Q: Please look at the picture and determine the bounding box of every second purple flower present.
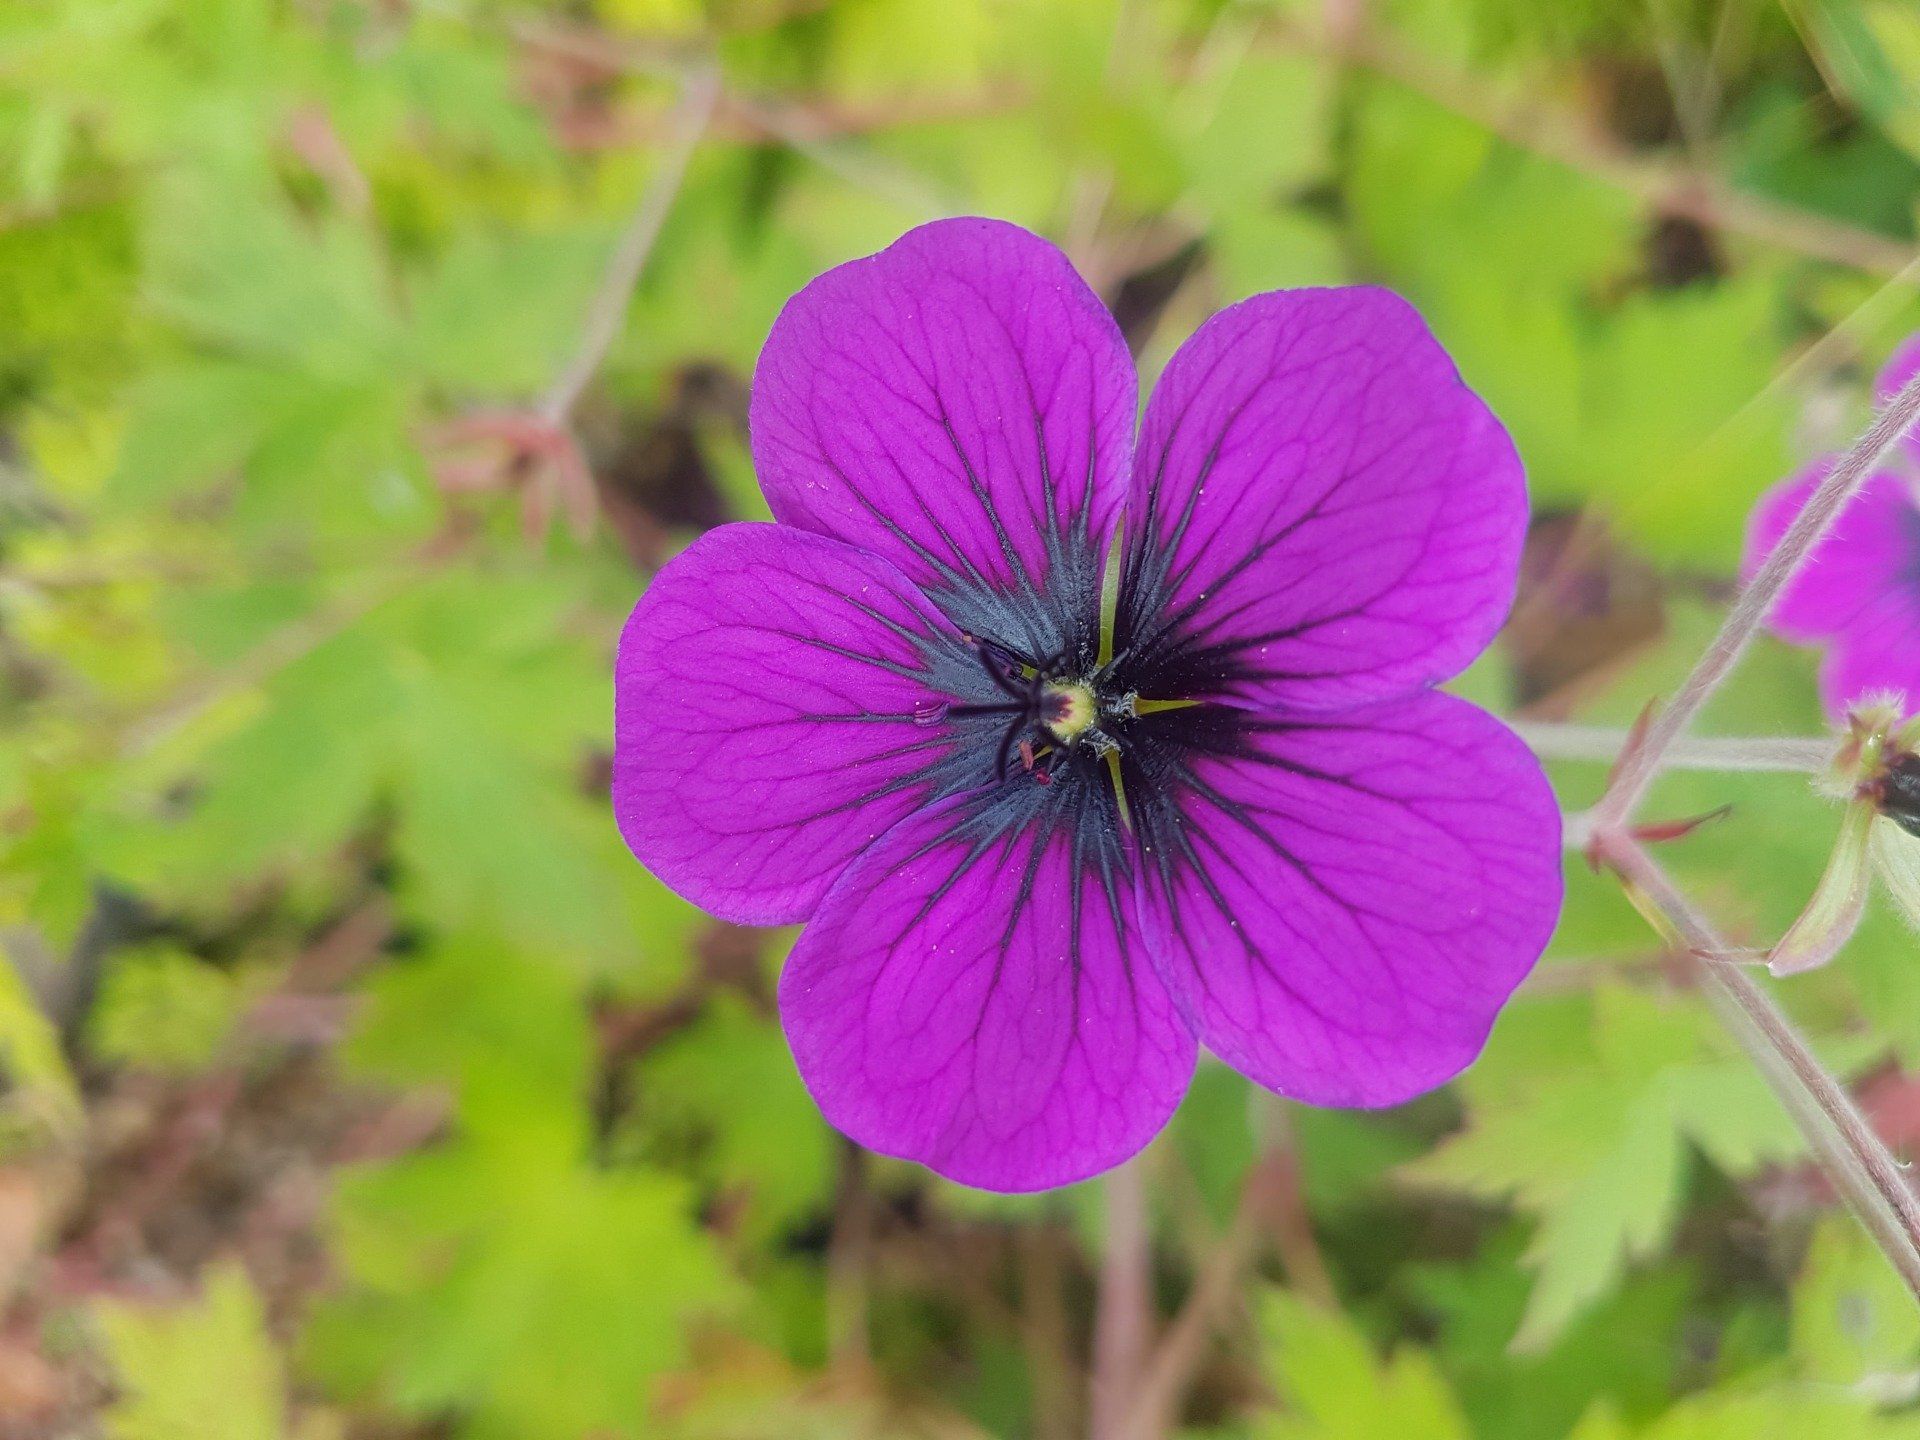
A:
[614,218,1564,1192]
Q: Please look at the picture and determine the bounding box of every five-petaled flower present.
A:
[1745,336,1920,722]
[613,219,1563,1192]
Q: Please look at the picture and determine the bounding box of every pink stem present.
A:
[1591,370,1920,831]
[1089,1159,1152,1440]
[1598,833,1920,1299]
[538,64,720,425]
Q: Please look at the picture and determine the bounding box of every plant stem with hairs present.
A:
[1513,721,1831,773]
[1596,833,1920,1299]
[1556,371,1920,1301]
[1591,371,1920,832]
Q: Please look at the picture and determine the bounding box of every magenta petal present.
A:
[613,523,962,925]
[1117,287,1525,710]
[750,218,1136,614]
[1136,692,1561,1107]
[779,798,1197,1191]
[1743,463,1918,647]
[1820,593,1920,719]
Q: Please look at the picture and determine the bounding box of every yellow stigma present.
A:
[1043,681,1099,742]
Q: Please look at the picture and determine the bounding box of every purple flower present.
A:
[1745,337,1920,722]
[613,219,1563,1192]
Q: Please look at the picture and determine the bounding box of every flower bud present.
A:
[1768,694,1918,976]
[1770,799,1875,975]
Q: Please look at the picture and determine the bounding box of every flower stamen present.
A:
[1043,681,1099,742]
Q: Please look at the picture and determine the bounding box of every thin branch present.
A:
[825,1139,874,1377]
[1591,370,1920,831]
[499,10,955,218]
[1271,16,1919,277]
[1120,1091,1333,1440]
[539,63,720,424]
[1089,1158,1152,1440]
[1597,832,1920,1299]
[1019,1221,1076,1440]
[114,525,470,761]
[1121,1180,1261,1440]
[1513,720,1831,773]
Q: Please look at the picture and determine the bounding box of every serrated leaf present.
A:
[97,1264,287,1440]
[324,942,734,1438]
[636,993,833,1240]
[1410,988,1804,1348]
[1255,1291,1471,1440]
[89,943,245,1072]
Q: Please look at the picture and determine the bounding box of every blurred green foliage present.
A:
[3,0,1920,1436]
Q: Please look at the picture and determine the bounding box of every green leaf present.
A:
[825,0,997,97]
[135,627,397,892]
[1411,1231,1692,1440]
[343,934,591,1138]
[1568,1389,1920,1440]
[89,943,245,1072]
[0,943,80,1145]
[1255,1291,1471,1440]
[1409,988,1804,1348]
[1792,1217,1920,1387]
[408,229,612,396]
[97,1264,288,1440]
[1182,54,1331,216]
[139,165,398,374]
[1804,0,1920,165]
[636,993,834,1242]
[321,934,736,1435]
[321,1149,733,1439]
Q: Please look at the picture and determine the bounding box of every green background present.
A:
[5,0,1920,1435]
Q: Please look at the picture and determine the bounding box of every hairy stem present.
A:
[1598,833,1920,1298]
[1591,370,1920,831]
[1513,720,1831,773]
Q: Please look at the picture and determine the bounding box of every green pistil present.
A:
[1044,681,1099,742]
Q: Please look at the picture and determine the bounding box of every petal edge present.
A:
[1133,691,1562,1107]
[613,523,963,924]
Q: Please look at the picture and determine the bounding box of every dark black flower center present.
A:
[901,539,1258,871]
[940,636,1131,788]
[1879,752,1920,840]
[901,606,1244,867]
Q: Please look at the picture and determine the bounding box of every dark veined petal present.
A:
[613,523,963,926]
[779,796,1197,1192]
[1131,692,1561,1107]
[750,217,1136,659]
[1115,287,1525,710]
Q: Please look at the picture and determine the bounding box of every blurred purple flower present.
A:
[613,219,1562,1192]
[1745,337,1920,722]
